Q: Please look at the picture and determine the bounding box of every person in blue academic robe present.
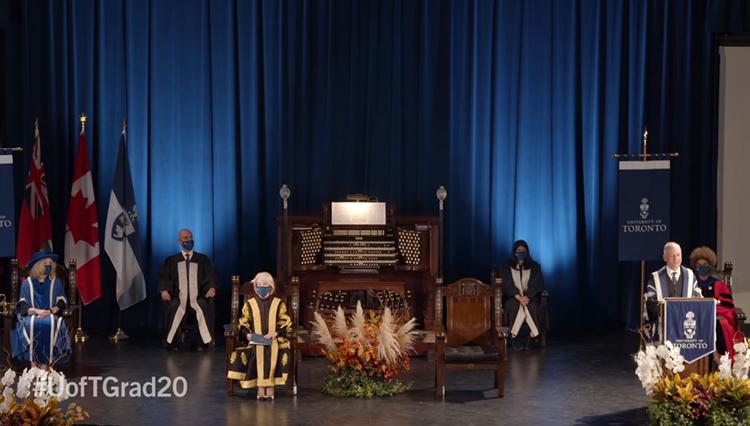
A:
[644,242,702,342]
[12,251,72,367]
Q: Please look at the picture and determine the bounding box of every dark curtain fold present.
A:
[1,0,747,334]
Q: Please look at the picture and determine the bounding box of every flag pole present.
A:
[109,311,128,342]
[72,115,90,344]
[110,120,130,343]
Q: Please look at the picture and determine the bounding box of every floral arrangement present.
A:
[635,340,750,425]
[0,367,88,425]
[310,301,418,398]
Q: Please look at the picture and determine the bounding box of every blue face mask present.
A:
[515,252,528,261]
[255,286,272,299]
[181,240,194,251]
[696,266,711,277]
[44,264,53,276]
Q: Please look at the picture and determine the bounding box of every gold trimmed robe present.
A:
[227,296,292,388]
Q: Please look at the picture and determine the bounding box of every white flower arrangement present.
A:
[637,338,750,424]
[718,340,750,380]
[634,341,685,395]
[0,367,86,425]
[0,367,69,413]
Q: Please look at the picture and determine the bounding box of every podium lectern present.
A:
[661,297,716,376]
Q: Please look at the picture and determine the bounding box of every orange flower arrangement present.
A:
[311,302,417,397]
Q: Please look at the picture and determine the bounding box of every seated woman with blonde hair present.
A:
[227,272,292,400]
[689,246,740,358]
[12,251,72,368]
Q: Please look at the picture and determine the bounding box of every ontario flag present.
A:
[16,123,53,266]
[64,126,102,304]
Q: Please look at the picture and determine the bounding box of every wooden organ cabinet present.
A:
[276,201,439,333]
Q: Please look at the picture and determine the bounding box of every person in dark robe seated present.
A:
[12,251,72,368]
[644,241,702,342]
[159,228,217,351]
[501,240,544,350]
[690,246,740,359]
[227,272,293,400]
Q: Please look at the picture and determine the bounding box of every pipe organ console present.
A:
[277,200,439,330]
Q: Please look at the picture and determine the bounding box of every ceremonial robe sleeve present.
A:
[527,265,544,300]
[157,257,175,295]
[200,256,218,294]
[276,301,293,338]
[645,276,659,321]
[500,267,518,298]
[238,301,254,343]
[16,279,32,316]
[53,278,67,311]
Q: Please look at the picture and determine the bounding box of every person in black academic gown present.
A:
[500,240,545,350]
[158,228,217,350]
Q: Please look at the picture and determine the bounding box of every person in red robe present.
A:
[689,246,740,359]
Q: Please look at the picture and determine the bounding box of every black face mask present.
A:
[696,266,711,277]
[515,252,528,261]
[255,286,272,299]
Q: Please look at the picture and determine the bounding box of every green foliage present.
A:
[321,367,411,398]
[647,402,695,426]
[708,405,750,426]
[647,373,750,425]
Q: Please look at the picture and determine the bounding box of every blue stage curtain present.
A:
[1,0,747,333]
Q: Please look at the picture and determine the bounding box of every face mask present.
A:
[515,252,528,261]
[44,264,53,276]
[181,240,194,251]
[696,266,711,276]
[255,286,272,299]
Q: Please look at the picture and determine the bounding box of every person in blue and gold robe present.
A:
[227,272,292,400]
[12,251,72,367]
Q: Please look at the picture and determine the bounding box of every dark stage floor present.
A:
[5,331,651,425]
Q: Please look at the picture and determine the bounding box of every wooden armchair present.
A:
[2,258,80,366]
[721,262,747,331]
[225,275,300,396]
[435,275,507,398]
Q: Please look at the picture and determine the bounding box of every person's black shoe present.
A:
[528,336,541,350]
[511,337,523,351]
[163,341,180,351]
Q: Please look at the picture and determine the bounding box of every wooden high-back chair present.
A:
[434,275,506,398]
[2,258,80,367]
[721,262,746,331]
[224,275,300,396]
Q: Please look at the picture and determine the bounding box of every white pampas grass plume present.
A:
[350,301,366,344]
[310,312,337,352]
[333,306,348,338]
[396,317,418,353]
[377,308,400,364]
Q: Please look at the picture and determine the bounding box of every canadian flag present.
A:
[16,123,53,266]
[64,127,102,305]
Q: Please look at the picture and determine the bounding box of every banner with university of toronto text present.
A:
[617,160,670,261]
[0,155,15,257]
[664,298,716,363]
